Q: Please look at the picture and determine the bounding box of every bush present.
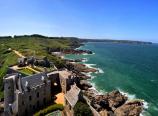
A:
[34,104,64,116]
[74,101,93,116]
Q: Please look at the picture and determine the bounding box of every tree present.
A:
[74,101,93,116]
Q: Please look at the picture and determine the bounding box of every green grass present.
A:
[33,104,64,116]
[0,52,18,98]
[0,35,81,99]
[18,68,36,76]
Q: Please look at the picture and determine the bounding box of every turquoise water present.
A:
[65,42,158,116]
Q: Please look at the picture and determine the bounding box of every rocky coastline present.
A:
[55,44,144,116]
[47,43,143,116]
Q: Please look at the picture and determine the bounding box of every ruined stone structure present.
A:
[4,70,75,116]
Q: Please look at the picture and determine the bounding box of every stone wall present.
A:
[83,95,100,116]
[4,77,14,113]
[16,82,51,115]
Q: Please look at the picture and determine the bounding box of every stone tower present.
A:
[4,74,16,114]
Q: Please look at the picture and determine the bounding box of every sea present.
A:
[65,42,158,116]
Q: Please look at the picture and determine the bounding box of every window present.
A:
[29,96,32,101]
[22,101,24,105]
[25,109,28,115]
[43,98,46,105]
[37,92,39,98]
[37,101,39,107]
[33,105,35,110]
[69,105,71,110]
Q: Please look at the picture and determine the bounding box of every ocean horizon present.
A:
[65,42,158,116]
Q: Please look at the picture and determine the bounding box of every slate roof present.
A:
[21,73,48,91]
[65,85,81,108]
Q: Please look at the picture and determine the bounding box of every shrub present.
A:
[34,104,64,116]
[74,101,93,116]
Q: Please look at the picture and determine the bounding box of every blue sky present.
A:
[0,0,158,42]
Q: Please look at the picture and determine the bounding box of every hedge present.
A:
[34,104,64,116]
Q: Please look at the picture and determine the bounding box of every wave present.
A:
[82,72,92,77]
[75,46,82,50]
[95,68,104,74]
[89,82,105,95]
[84,63,104,74]
[82,53,89,55]
[82,58,88,62]
[84,63,97,68]
[82,52,95,56]
[117,88,136,100]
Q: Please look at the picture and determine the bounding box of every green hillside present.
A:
[0,34,81,98]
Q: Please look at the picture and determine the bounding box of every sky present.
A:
[0,0,158,42]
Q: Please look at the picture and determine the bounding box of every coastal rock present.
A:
[114,100,143,116]
[63,49,93,54]
[107,90,128,108]
[84,89,99,99]
[65,58,83,62]
[74,63,97,73]
[80,80,92,88]
[99,110,108,116]
[82,68,98,73]
[66,62,98,73]
[100,110,115,116]
[91,95,110,111]
[85,90,128,112]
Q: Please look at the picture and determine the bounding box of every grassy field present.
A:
[0,34,80,98]
[18,68,36,76]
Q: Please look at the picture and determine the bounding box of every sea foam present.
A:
[82,58,88,62]
[117,88,136,100]
[84,63,96,68]
[95,68,104,74]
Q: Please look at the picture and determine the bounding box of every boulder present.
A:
[80,80,92,88]
[114,100,143,116]
[107,90,128,108]
[100,110,108,116]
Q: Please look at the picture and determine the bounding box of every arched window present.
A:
[43,98,46,105]
[29,96,32,101]
[37,101,39,107]
[37,92,39,98]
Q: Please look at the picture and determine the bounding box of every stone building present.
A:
[3,70,76,116]
[4,73,51,116]
[59,71,74,93]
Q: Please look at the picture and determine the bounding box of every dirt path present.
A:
[13,50,25,58]
[12,50,40,73]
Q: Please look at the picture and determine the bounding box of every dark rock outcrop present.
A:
[107,90,128,108]
[63,49,93,54]
[66,62,97,73]
[80,80,92,90]
[83,89,143,116]
[114,100,143,116]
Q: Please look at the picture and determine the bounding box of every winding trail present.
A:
[12,50,40,73]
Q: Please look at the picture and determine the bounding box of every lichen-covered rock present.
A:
[114,100,143,116]
[107,90,128,108]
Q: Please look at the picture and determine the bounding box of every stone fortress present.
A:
[4,70,79,116]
